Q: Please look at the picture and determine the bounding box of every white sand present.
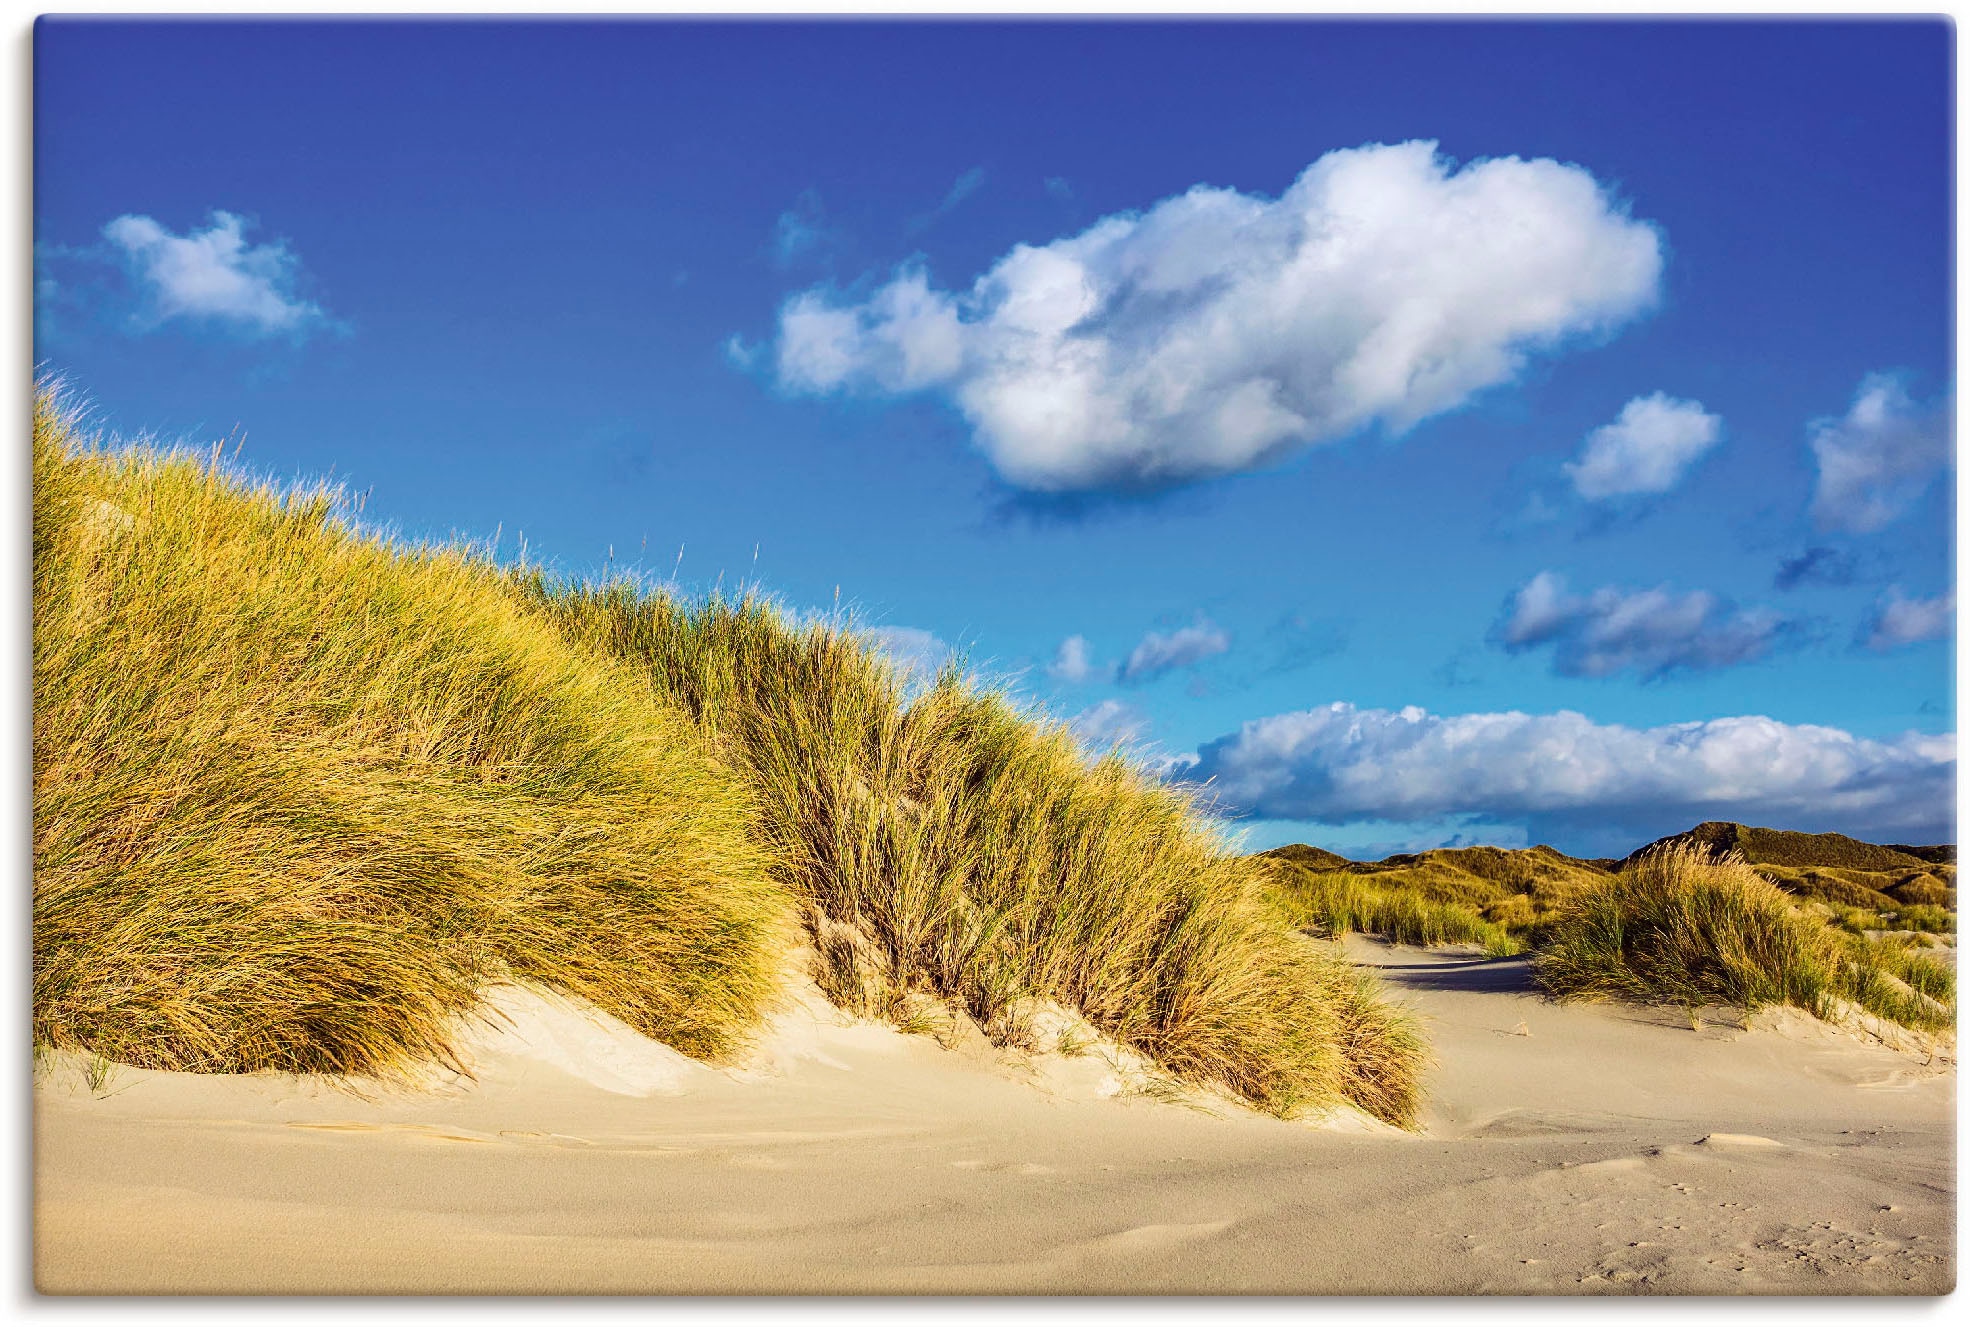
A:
[34,939,1955,1294]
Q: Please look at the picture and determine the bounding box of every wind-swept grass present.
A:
[33,396,788,1077]
[522,584,1426,1124]
[33,391,1427,1125]
[1536,843,1953,1034]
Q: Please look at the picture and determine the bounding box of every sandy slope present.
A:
[35,940,1955,1295]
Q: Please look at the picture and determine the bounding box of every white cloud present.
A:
[773,140,1662,491]
[1174,701,1955,844]
[861,626,954,683]
[1863,588,1954,651]
[102,210,325,336]
[1066,698,1150,752]
[1564,392,1722,499]
[1120,619,1231,684]
[1809,374,1952,533]
[1046,634,1112,684]
[1496,571,1787,680]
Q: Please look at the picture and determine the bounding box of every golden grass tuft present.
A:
[33,395,789,1076]
[1536,843,1953,1034]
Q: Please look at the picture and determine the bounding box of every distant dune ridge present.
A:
[1259,822,1955,1037]
[31,390,1421,1125]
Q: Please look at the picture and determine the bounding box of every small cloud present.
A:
[771,140,1663,493]
[722,333,762,370]
[102,210,328,338]
[862,625,954,682]
[1494,571,1791,680]
[1563,392,1722,500]
[1120,618,1230,685]
[772,190,835,267]
[1862,588,1953,651]
[1046,633,1114,684]
[907,166,989,235]
[1774,545,1858,592]
[1044,176,1074,202]
[1809,373,1951,534]
[1066,698,1150,752]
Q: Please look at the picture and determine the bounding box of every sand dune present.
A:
[34,940,1954,1294]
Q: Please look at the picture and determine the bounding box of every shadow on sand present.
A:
[1362,954,1540,997]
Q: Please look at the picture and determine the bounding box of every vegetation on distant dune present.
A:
[1262,861,1524,957]
[32,391,1426,1126]
[523,585,1425,1124]
[1535,843,1953,1034]
[34,394,788,1076]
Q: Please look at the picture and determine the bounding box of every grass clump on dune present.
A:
[1536,843,1953,1034]
[522,584,1426,1125]
[33,391,1427,1126]
[34,396,788,1077]
[1263,864,1524,957]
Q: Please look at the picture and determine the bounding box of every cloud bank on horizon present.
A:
[1173,702,1955,847]
[773,140,1663,492]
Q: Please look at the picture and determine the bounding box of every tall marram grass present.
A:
[34,393,1427,1125]
[34,396,788,1076]
[521,584,1425,1124]
[1536,843,1953,1034]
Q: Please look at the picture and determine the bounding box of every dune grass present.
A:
[33,393,1427,1125]
[1263,864,1524,957]
[33,396,789,1076]
[519,583,1426,1123]
[1535,843,1953,1034]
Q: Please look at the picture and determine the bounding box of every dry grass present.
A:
[522,583,1426,1124]
[1263,864,1524,957]
[34,395,789,1077]
[1536,843,1953,1034]
[33,391,1427,1126]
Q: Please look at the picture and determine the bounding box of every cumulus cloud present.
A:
[1120,619,1231,684]
[1564,392,1721,499]
[1066,698,1150,751]
[1809,374,1952,534]
[1862,588,1954,651]
[1174,701,1955,845]
[1495,571,1788,680]
[1046,634,1113,684]
[102,210,326,336]
[774,139,1663,491]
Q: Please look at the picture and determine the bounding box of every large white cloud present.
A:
[102,210,326,336]
[775,140,1663,491]
[1863,588,1954,651]
[1809,374,1952,534]
[1174,702,1954,843]
[1495,571,1787,680]
[1564,392,1722,499]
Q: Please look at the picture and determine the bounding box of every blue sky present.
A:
[34,18,1956,856]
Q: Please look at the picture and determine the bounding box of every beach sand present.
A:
[34,939,1955,1295]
